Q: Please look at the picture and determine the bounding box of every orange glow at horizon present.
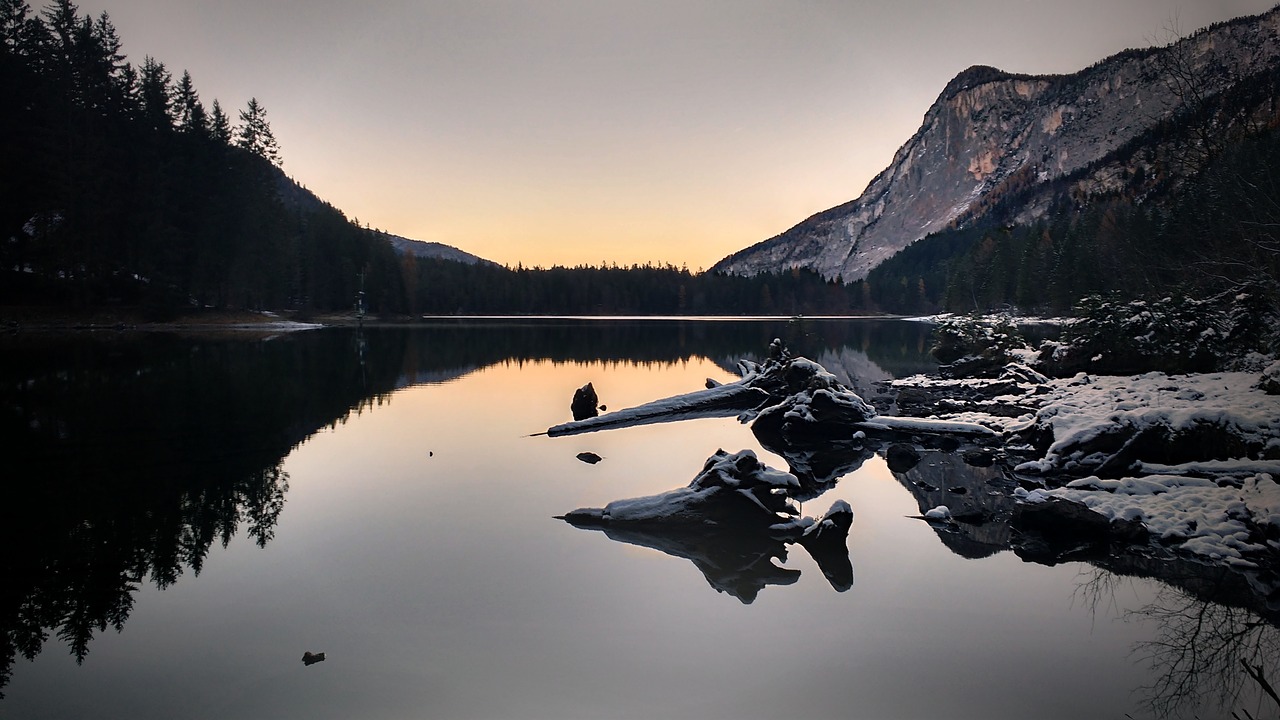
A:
[77,0,1278,271]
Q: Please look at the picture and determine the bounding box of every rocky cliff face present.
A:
[712,7,1280,282]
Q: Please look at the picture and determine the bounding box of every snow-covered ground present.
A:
[893,366,1280,570]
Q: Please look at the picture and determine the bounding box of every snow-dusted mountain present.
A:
[712,7,1280,282]
[378,232,497,266]
[274,174,496,267]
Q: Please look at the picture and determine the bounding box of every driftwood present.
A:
[559,449,854,601]
[547,383,770,437]
[548,343,996,445]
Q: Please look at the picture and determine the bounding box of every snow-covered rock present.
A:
[1032,472,1280,568]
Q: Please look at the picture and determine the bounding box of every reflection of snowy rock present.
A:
[892,450,1017,559]
[756,438,877,500]
[560,449,855,600]
[577,522,801,604]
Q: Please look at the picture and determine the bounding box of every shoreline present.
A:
[0,307,906,332]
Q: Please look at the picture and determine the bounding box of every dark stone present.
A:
[885,443,922,473]
[571,382,599,421]
[1013,497,1111,540]
[963,449,996,467]
[1261,367,1280,395]
[576,452,603,464]
[302,651,326,666]
[939,354,1004,379]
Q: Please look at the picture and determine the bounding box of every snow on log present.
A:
[854,415,998,438]
[546,383,770,437]
[560,449,802,530]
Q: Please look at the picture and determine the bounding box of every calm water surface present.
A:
[2,319,1271,719]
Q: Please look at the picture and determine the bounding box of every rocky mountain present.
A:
[712,6,1280,282]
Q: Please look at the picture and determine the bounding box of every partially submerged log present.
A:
[560,449,802,531]
[547,382,770,437]
[559,449,855,599]
[549,341,999,449]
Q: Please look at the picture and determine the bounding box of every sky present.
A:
[75,0,1279,270]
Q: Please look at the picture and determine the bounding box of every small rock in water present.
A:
[302,651,326,666]
[885,444,922,473]
[576,452,603,464]
[924,506,952,521]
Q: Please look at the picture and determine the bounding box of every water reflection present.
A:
[581,524,802,604]
[0,330,402,695]
[0,320,926,696]
[1077,565,1280,718]
[9,319,1267,719]
[887,446,1280,719]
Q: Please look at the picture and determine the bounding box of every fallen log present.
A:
[546,383,770,437]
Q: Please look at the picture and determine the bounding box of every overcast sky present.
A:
[75,0,1278,269]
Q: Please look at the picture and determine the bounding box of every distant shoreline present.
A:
[0,307,903,332]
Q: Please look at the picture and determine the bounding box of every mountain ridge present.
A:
[711,5,1280,282]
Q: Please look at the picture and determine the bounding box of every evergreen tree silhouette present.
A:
[236,97,281,166]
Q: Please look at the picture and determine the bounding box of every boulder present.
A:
[571,382,599,421]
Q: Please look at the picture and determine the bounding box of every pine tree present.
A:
[173,69,206,134]
[0,0,41,58]
[209,99,231,143]
[138,55,172,129]
[235,97,281,166]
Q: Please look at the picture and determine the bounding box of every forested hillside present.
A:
[1,0,408,316]
[0,0,861,319]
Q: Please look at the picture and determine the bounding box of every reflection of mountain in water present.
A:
[397,318,936,391]
[712,319,935,406]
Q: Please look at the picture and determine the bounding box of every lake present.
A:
[2,318,1273,719]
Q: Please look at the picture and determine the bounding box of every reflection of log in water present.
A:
[560,449,855,602]
[585,524,801,604]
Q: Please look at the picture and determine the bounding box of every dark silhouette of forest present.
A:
[0,0,862,318]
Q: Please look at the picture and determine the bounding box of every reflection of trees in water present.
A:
[0,320,936,695]
[888,445,1280,720]
[1077,566,1280,719]
[396,318,936,387]
[0,330,405,697]
[3,463,289,687]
